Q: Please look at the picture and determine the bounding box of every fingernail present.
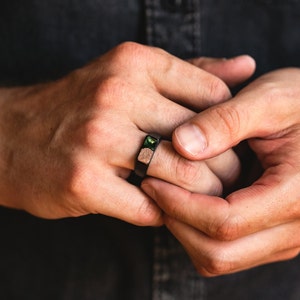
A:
[174,124,207,156]
[230,55,256,66]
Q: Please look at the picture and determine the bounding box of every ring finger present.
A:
[108,125,238,195]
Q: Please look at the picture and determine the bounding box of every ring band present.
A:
[127,134,161,186]
[135,134,161,177]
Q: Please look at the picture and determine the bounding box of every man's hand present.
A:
[0,42,255,224]
[142,68,300,274]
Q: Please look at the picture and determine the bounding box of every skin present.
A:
[142,68,300,276]
[0,42,255,225]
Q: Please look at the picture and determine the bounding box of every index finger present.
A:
[146,46,232,109]
[142,169,300,240]
[105,42,232,110]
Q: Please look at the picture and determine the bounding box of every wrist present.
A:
[0,86,38,209]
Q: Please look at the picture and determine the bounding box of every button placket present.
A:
[145,0,202,58]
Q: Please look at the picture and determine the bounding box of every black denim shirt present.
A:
[1,1,300,299]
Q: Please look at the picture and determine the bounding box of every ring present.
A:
[127,134,161,186]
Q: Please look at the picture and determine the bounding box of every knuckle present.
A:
[173,156,205,190]
[210,213,244,241]
[174,156,222,195]
[207,77,231,102]
[110,41,148,68]
[212,105,241,141]
[134,201,162,226]
[199,248,235,276]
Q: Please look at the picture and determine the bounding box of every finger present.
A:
[97,79,196,137]
[148,142,239,195]
[101,80,240,190]
[143,46,233,109]
[142,169,300,240]
[205,149,240,188]
[98,52,254,138]
[197,248,300,277]
[165,216,300,276]
[109,129,223,195]
[172,68,300,160]
[98,82,240,191]
[105,43,232,111]
[142,178,228,235]
[189,55,256,88]
[77,169,163,226]
[147,140,223,195]
[131,92,196,137]
[109,128,238,195]
[149,53,256,144]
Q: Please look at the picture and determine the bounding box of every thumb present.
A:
[172,67,300,160]
[172,86,277,160]
[189,55,256,88]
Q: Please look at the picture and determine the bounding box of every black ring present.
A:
[127,134,161,186]
[135,134,161,177]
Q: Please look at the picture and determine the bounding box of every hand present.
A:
[142,68,300,274]
[0,42,254,224]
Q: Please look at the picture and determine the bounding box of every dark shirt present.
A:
[1,1,300,299]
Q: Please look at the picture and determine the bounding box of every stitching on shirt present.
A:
[193,0,202,56]
[145,0,154,46]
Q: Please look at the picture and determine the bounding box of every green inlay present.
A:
[143,135,157,151]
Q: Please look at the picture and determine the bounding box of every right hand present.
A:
[143,68,300,275]
[0,42,255,225]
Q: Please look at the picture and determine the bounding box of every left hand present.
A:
[0,44,254,223]
[142,68,300,276]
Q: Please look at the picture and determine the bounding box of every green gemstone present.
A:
[143,135,157,150]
